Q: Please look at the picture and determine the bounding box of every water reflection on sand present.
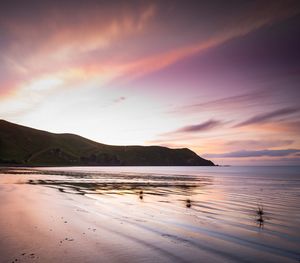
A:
[1,166,300,263]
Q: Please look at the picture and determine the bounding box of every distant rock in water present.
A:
[0,119,214,166]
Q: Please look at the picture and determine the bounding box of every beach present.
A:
[0,166,299,263]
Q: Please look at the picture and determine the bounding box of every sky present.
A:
[1,0,300,165]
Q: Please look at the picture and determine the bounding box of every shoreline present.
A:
[0,167,299,263]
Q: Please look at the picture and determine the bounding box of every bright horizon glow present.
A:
[0,1,300,165]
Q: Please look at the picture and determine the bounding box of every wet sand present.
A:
[0,167,299,263]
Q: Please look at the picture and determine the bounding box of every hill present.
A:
[0,120,214,166]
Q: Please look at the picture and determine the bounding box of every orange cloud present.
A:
[1,1,299,117]
[0,3,155,100]
[4,4,156,72]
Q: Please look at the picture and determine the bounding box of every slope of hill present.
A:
[0,120,214,166]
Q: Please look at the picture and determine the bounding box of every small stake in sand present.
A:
[256,205,265,228]
[139,190,143,200]
[186,199,191,208]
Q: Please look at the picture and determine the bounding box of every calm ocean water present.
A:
[32,166,300,262]
[5,166,300,262]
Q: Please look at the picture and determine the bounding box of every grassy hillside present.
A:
[0,120,214,166]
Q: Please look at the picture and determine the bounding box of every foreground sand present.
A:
[0,168,299,263]
[0,173,219,263]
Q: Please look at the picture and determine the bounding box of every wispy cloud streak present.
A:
[225,139,294,150]
[176,120,222,133]
[235,107,299,127]
[170,90,270,115]
[160,120,223,137]
[205,149,300,158]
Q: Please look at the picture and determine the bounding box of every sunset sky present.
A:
[1,0,300,165]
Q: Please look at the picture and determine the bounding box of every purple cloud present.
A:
[168,90,271,115]
[184,90,270,111]
[175,119,222,133]
[235,107,299,127]
[205,149,300,158]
